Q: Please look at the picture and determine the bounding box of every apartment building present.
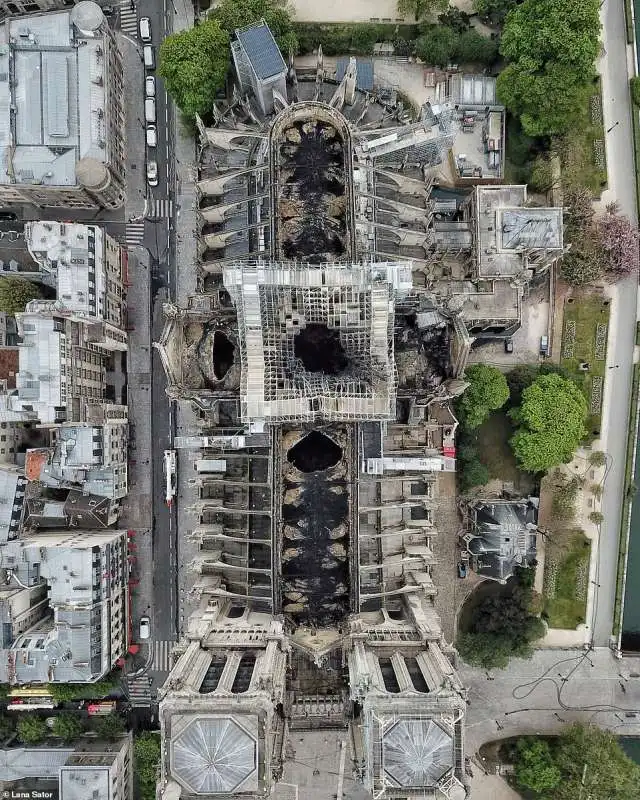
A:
[25,221,127,328]
[8,301,127,426]
[24,421,128,500]
[0,734,133,800]
[0,3,126,210]
[0,528,129,684]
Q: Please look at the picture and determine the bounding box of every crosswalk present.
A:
[124,222,145,247]
[126,673,153,708]
[153,639,175,673]
[146,198,174,219]
[118,0,138,36]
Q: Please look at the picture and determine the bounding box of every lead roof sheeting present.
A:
[45,52,70,138]
[336,57,374,92]
[236,21,286,80]
[0,747,73,781]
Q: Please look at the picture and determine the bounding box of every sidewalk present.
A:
[116,31,155,665]
[169,1,209,640]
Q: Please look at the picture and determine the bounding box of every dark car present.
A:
[457,562,468,579]
[0,211,17,221]
[504,337,514,353]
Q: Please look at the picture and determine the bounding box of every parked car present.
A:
[457,562,467,579]
[139,616,151,640]
[139,17,151,43]
[143,45,155,70]
[144,97,156,124]
[146,160,158,187]
[145,75,156,98]
[146,125,157,148]
[504,337,513,354]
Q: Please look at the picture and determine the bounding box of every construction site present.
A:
[155,19,566,800]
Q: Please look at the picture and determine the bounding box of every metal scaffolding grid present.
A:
[223,262,412,423]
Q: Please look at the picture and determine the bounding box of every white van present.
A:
[144,97,156,124]
[139,17,151,43]
[143,45,155,70]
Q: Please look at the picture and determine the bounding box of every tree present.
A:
[564,185,596,236]
[0,277,42,315]
[48,679,116,701]
[211,0,298,55]
[593,204,640,279]
[0,714,14,741]
[591,482,603,499]
[497,0,601,136]
[506,363,568,407]
[589,511,604,524]
[415,25,457,66]
[514,738,562,794]
[16,716,47,744]
[93,712,125,741]
[560,243,603,286]
[457,364,510,429]
[551,472,581,520]
[397,0,448,21]
[457,567,545,668]
[159,20,230,119]
[438,7,470,32]
[553,724,640,800]
[135,733,161,800]
[510,373,587,472]
[455,29,499,65]
[474,0,521,25]
[52,713,84,742]
[589,450,607,467]
[631,76,640,107]
[529,155,557,192]
[459,458,490,492]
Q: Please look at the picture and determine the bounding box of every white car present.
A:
[146,125,157,148]
[146,160,158,187]
[145,75,156,98]
[139,17,151,43]
[139,616,151,640]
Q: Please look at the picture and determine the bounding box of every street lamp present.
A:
[607,121,620,134]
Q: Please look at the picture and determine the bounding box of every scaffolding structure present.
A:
[223,261,412,424]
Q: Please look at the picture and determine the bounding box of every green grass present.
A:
[560,293,611,439]
[613,362,640,638]
[474,411,535,493]
[559,81,608,196]
[630,97,640,216]
[543,531,591,629]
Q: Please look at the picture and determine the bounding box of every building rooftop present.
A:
[0,747,74,781]
[475,186,564,278]
[24,489,118,529]
[464,498,539,582]
[235,20,286,80]
[0,465,26,544]
[336,57,374,92]
[0,5,111,189]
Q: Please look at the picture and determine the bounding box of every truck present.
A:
[164,449,177,507]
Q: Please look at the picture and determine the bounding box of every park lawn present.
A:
[543,530,591,629]
[474,411,535,494]
[558,80,607,196]
[560,292,611,440]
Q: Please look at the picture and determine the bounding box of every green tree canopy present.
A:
[515,737,562,794]
[93,712,125,741]
[506,363,568,407]
[457,567,545,668]
[397,0,448,21]
[415,24,457,66]
[457,364,510,429]
[497,0,601,136]
[52,713,84,742]
[48,679,116,701]
[211,0,298,55]
[135,733,161,800]
[159,20,230,119]
[510,373,587,472]
[0,277,42,315]
[474,0,521,25]
[455,29,499,65]
[16,716,47,744]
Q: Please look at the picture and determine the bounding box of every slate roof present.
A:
[235,20,286,80]
[336,58,374,92]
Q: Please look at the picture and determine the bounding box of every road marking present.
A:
[153,639,174,672]
[146,198,174,219]
[118,0,138,36]
[120,222,145,247]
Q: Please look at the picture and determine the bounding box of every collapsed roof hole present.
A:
[212,330,234,380]
[294,323,348,374]
[287,430,342,473]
